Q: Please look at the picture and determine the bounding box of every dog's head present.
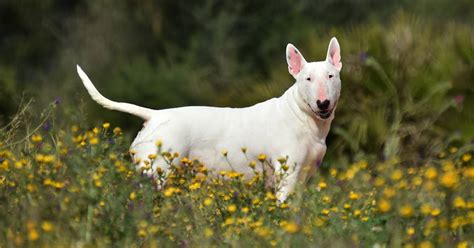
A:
[286,38,342,120]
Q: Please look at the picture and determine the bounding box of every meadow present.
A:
[1,1,473,247]
[0,101,473,247]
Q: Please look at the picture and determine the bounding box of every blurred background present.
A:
[0,0,472,164]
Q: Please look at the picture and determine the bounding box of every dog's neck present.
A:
[279,84,333,143]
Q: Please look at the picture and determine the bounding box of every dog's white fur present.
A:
[77,38,342,202]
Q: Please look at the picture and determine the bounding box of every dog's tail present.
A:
[76,65,153,121]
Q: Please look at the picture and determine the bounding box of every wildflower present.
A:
[240,147,247,153]
[462,153,472,162]
[203,198,213,206]
[424,167,438,180]
[189,182,201,190]
[221,149,228,157]
[343,203,351,209]
[41,221,54,232]
[421,204,432,215]
[258,154,266,162]
[31,134,43,143]
[399,204,414,218]
[318,181,327,189]
[148,154,157,160]
[321,209,330,215]
[391,169,403,181]
[440,171,459,188]
[430,208,441,216]
[281,221,299,234]
[419,241,434,248]
[354,209,361,216]
[89,137,99,145]
[378,199,391,213]
[28,229,39,241]
[457,241,468,248]
[242,207,250,213]
[383,187,396,198]
[113,127,122,135]
[204,228,214,237]
[349,191,360,200]
[449,147,458,154]
[248,161,256,169]
[224,217,234,225]
[453,197,466,209]
[137,229,147,237]
[464,167,474,179]
[228,204,237,213]
[155,140,162,147]
[129,192,137,200]
[102,122,110,129]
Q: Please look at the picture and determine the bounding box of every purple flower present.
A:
[43,122,51,132]
[359,51,368,63]
[54,96,61,105]
[454,94,464,107]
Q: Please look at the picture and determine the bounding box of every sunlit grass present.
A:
[0,119,473,247]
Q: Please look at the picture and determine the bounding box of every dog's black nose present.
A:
[316,99,330,110]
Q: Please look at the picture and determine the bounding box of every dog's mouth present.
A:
[306,102,335,120]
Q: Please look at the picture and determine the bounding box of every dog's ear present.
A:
[326,37,342,71]
[286,43,307,79]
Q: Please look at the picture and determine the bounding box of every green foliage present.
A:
[0,110,473,247]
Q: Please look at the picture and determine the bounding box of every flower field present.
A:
[0,117,473,247]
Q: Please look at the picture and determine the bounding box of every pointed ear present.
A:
[286,43,307,78]
[326,37,342,71]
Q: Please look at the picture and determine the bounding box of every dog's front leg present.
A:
[275,165,302,203]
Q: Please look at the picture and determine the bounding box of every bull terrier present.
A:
[76,37,342,202]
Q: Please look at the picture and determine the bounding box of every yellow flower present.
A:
[430,208,441,216]
[421,204,432,215]
[189,182,201,190]
[464,167,474,179]
[391,169,403,181]
[203,198,213,206]
[424,167,437,180]
[281,221,299,234]
[349,191,360,200]
[457,241,468,248]
[258,154,266,162]
[318,181,327,189]
[102,122,110,129]
[321,209,330,215]
[462,153,472,162]
[378,199,391,213]
[137,228,147,237]
[89,137,99,145]
[440,171,459,188]
[399,204,414,218]
[31,134,43,143]
[224,217,234,225]
[129,192,137,200]
[343,203,351,209]
[419,241,433,248]
[383,187,396,198]
[453,197,466,209]
[228,204,237,213]
[41,221,54,232]
[204,228,214,237]
[28,229,39,241]
[354,209,361,216]
[113,127,122,135]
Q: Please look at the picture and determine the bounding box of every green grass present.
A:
[0,106,473,247]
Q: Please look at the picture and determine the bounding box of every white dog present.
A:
[77,37,342,202]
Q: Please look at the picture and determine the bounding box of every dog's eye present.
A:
[329,74,334,79]
[306,77,311,81]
